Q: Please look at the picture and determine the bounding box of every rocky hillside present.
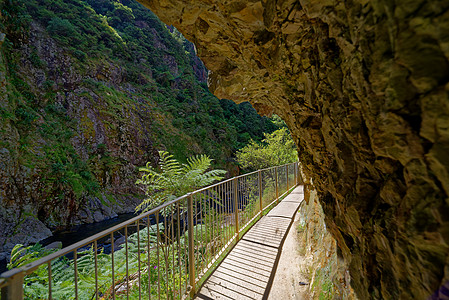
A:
[0,0,278,256]
[140,0,449,299]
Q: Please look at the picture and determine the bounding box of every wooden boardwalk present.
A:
[195,186,304,300]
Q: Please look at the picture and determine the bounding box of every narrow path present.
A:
[268,207,309,300]
[195,186,304,300]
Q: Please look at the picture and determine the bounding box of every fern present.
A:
[7,214,228,299]
[136,150,226,214]
[8,243,59,270]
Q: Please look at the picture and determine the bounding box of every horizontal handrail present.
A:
[191,164,284,194]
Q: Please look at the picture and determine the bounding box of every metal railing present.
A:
[0,162,300,300]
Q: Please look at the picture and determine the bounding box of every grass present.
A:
[312,266,335,300]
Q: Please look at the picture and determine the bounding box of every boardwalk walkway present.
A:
[195,185,304,300]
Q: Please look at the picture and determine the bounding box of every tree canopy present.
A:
[236,127,298,172]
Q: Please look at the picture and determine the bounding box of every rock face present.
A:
[299,187,355,299]
[139,0,449,298]
[0,20,157,254]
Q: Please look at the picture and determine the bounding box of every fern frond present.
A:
[184,154,211,174]
[8,243,59,270]
[158,151,182,175]
[136,151,226,214]
[9,244,26,265]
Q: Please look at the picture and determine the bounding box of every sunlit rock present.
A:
[139,0,449,298]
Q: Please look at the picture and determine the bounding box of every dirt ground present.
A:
[268,210,310,300]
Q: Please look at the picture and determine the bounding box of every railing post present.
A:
[258,170,263,214]
[286,164,289,190]
[1,269,25,300]
[233,177,239,240]
[275,167,279,204]
[294,163,297,186]
[187,193,196,298]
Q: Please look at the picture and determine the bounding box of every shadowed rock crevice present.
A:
[137,0,449,298]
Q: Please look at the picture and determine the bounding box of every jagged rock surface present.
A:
[139,0,449,298]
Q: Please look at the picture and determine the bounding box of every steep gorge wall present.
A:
[139,0,449,298]
[0,20,158,255]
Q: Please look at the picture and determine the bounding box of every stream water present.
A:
[0,212,138,275]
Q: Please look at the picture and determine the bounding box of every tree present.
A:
[135,151,226,213]
[46,17,77,39]
[236,127,298,171]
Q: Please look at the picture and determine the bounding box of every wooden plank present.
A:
[248,217,290,232]
[231,247,276,261]
[200,278,259,300]
[240,216,291,249]
[250,216,291,230]
[236,239,278,253]
[244,224,289,235]
[289,186,304,194]
[219,259,272,278]
[241,236,282,248]
[213,268,268,288]
[266,202,301,219]
[242,231,284,242]
[209,272,266,294]
[226,252,274,268]
[230,248,276,264]
[243,228,285,241]
[231,246,277,261]
[247,221,290,234]
[233,240,278,257]
[217,263,271,282]
[281,193,303,203]
[224,255,273,273]
[198,282,253,300]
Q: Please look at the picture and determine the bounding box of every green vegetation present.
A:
[7,243,58,270]
[236,127,298,172]
[0,0,280,221]
[312,265,336,300]
[7,224,192,299]
[135,151,226,213]
[0,0,277,161]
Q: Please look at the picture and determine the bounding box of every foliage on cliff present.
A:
[0,0,277,231]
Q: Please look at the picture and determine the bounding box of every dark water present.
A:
[40,212,138,248]
[0,212,138,275]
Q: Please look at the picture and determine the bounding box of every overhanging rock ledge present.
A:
[137,0,449,298]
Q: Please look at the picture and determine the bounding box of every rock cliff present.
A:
[139,0,449,298]
[0,19,158,254]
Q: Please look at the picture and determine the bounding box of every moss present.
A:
[79,109,96,141]
[105,193,117,205]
